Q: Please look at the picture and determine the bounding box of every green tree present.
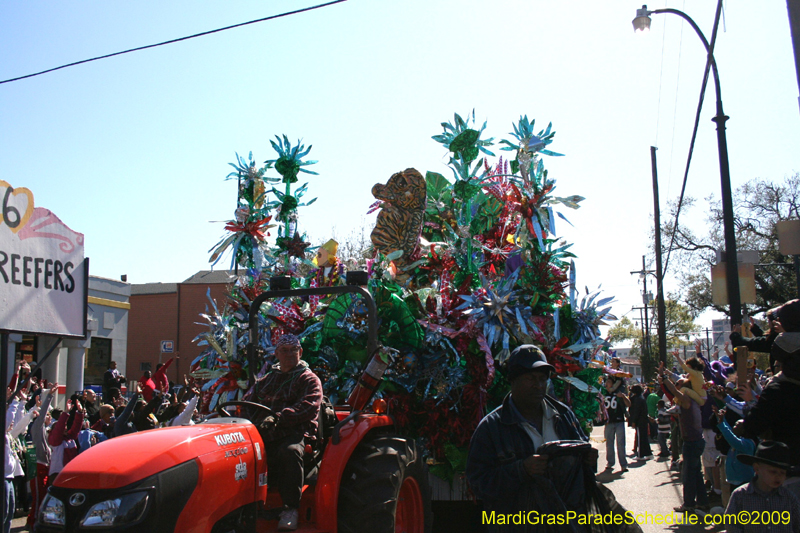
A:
[608,298,699,382]
[608,316,640,346]
[656,174,800,316]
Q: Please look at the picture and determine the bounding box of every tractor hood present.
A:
[54,419,259,490]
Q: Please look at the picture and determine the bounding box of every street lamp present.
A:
[632,3,743,327]
[632,6,652,33]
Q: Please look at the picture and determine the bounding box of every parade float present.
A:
[190,112,616,487]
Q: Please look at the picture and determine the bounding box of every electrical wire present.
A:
[661,2,723,278]
[661,61,712,277]
[653,3,669,147]
[666,0,687,195]
[0,0,347,85]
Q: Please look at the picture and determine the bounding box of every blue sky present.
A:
[2,0,798,334]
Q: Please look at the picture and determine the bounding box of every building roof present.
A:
[90,274,131,285]
[89,275,131,297]
[182,270,236,285]
[130,270,235,295]
[131,283,178,295]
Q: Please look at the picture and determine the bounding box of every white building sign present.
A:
[0,181,87,337]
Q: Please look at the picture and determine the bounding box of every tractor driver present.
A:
[465,345,598,532]
[251,333,322,531]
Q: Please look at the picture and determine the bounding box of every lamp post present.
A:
[633,2,743,327]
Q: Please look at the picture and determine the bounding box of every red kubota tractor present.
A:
[35,281,432,533]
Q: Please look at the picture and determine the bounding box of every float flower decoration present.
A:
[227,151,278,208]
[431,111,495,177]
[496,116,585,250]
[431,112,497,281]
[264,136,318,272]
[266,135,318,184]
[208,211,276,270]
[269,185,315,264]
[209,152,278,270]
[558,261,617,366]
[190,291,266,411]
[517,239,573,315]
[276,232,312,259]
[455,271,539,364]
[564,290,617,365]
[192,116,616,475]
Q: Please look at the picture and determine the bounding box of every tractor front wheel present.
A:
[338,435,432,533]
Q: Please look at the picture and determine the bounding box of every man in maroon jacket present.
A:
[138,370,156,402]
[47,399,85,482]
[250,334,322,531]
[153,358,173,395]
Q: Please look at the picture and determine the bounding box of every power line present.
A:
[0,0,347,85]
[666,0,687,195]
[653,6,668,147]
[661,10,722,277]
[661,57,711,276]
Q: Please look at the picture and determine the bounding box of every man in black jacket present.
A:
[466,345,596,531]
[103,361,125,402]
[628,384,653,460]
[742,332,800,500]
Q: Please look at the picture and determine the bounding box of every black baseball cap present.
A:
[506,345,555,381]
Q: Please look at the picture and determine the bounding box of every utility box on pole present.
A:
[712,250,758,306]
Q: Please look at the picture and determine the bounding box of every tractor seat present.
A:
[302,396,337,484]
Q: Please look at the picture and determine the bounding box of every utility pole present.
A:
[635,306,646,355]
[651,147,668,366]
[787,0,800,114]
[631,256,655,362]
[632,306,648,359]
[631,257,655,360]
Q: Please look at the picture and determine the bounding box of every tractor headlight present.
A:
[39,494,66,526]
[79,491,150,528]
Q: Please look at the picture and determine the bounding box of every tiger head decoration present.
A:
[370,168,427,271]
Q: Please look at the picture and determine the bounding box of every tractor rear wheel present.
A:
[338,434,432,533]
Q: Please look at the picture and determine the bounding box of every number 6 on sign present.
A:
[0,180,35,233]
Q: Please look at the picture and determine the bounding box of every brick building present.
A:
[127,270,235,387]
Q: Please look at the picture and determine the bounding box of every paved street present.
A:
[591,424,724,533]
[12,424,726,532]
[10,515,27,532]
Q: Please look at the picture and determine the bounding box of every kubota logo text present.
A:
[215,431,246,447]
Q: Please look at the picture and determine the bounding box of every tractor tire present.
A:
[338,434,432,533]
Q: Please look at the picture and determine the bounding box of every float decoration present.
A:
[192,114,615,480]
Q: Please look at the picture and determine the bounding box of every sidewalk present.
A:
[11,515,28,532]
[591,424,724,533]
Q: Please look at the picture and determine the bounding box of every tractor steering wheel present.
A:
[216,401,276,425]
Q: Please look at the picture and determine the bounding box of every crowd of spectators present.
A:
[3,357,200,532]
[602,298,800,530]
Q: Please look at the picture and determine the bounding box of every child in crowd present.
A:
[655,400,671,457]
[713,407,755,507]
[674,351,708,406]
[725,441,800,533]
